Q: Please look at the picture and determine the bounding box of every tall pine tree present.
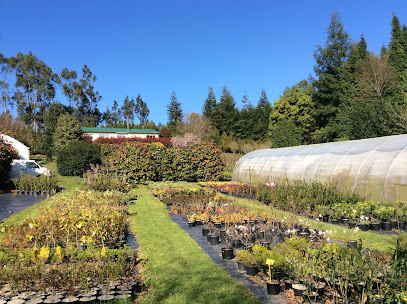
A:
[166,91,183,133]
[313,11,352,141]
[215,85,239,136]
[388,14,407,104]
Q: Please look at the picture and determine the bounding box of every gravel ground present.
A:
[0,193,46,221]
[169,212,288,304]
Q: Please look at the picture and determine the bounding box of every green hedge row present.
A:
[101,142,224,183]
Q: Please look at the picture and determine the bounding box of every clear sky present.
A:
[1,0,407,126]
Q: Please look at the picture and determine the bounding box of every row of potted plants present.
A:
[155,185,407,303]
[0,190,140,299]
[12,174,59,195]
[230,235,407,304]
[200,182,407,232]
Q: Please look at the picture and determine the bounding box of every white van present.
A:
[9,160,52,179]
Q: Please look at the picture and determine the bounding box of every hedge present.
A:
[101,142,224,183]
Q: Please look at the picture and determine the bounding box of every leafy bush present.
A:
[83,164,129,192]
[0,135,17,185]
[57,141,101,176]
[101,142,224,183]
[12,174,58,192]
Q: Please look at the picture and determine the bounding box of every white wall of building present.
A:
[0,134,30,160]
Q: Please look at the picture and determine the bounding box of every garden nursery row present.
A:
[152,186,407,304]
[0,191,141,304]
[199,181,407,232]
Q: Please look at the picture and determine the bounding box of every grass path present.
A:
[128,186,262,304]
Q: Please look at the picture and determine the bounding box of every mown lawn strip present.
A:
[128,186,261,304]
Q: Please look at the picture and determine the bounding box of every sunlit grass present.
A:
[128,186,261,304]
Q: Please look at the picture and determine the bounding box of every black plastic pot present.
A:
[292,283,306,297]
[188,221,195,228]
[209,235,219,245]
[322,215,329,222]
[284,279,293,290]
[266,282,281,295]
[370,223,381,231]
[272,271,284,280]
[202,227,210,236]
[346,240,358,249]
[313,283,326,297]
[349,222,357,228]
[359,223,369,231]
[399,221,407,230]
[381,221,392,231]
[221,247,234,260]
[237,261,246,271]
[245,265,258,276]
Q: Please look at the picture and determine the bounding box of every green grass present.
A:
[128,186,261,304]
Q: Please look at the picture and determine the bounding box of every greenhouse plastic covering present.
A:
[232,134,407,202]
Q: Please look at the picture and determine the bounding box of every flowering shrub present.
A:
[101,142,224,183]
[171,133,200,148]
[0,134,17,185]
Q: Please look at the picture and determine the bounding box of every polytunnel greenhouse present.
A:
[232,134,407,203]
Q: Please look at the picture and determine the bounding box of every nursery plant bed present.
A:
[168,210,288,304]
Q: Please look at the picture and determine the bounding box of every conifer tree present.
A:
[388,14,407,103]
[254,89,271,140]
[166,91,183,133]
[313,11,352,140]
[202,87,217,121]
[216,85,238,135]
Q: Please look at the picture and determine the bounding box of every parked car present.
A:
[9,160,52,179]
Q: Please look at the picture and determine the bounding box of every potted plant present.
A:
[235,249,258,276]
[375,204,395,231]
[266,259,281,295]
[396,200,407,230]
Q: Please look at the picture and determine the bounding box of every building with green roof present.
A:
[82,127,159,141]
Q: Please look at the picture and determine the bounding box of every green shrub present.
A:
[57,141,101,176]
[101,142,224,183]
[83,164,129,192]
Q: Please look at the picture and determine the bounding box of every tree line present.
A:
[1,11,407,156]
[198,12,407,148]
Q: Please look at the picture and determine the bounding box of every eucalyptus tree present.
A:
[121,96,135,130]
[9,52,60,130]
[0,53,13,115]
[135,94,149,126]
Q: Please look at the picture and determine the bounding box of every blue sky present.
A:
[1,0,407,126]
